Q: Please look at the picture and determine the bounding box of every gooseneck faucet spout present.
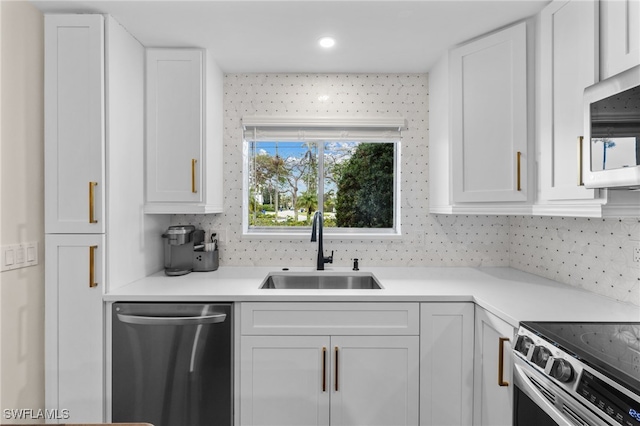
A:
[311,211,333,270]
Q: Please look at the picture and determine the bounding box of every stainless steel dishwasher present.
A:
[112,302,232,426]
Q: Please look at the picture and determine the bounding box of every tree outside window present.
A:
[247,140,396,231]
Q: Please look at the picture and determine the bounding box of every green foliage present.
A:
[297,191,318,224]
[248,211,309,227]
[335,143,394,228]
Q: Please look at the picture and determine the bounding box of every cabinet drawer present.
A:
[241,302,419,335]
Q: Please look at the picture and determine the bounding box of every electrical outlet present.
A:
[214,229,227,246]
[635,247,640,263]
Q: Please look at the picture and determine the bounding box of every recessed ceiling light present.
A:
[318,37,336,48]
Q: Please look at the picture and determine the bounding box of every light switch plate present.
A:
[1,242,38,272]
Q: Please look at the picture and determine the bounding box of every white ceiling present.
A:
[31,0,550,73]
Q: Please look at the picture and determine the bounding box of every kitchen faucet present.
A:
[311,211,333,270]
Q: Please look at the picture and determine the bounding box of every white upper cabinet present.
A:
[450,22,529,205]
[145,48,224,214]
[429,21,533,215]
[44,14,105,234]
[538,0,600,203]
[535,0,640,217]
[600,0,640,80]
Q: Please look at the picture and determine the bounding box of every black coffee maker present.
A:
[162,225,204,276]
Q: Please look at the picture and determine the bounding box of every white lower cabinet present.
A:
[420,303,474,426]
[45,234,105,423]
[240,335,330,426]
[473,306,516,426]
[329,336,419,426]
[239,303,420,426]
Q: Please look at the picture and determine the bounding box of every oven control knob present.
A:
[514,335,534,356]
[531,346,552,368]
[546,358,574,383]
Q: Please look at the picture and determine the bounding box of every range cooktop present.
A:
[521,322,640,393]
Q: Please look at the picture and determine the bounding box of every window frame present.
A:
[241,117,404,239]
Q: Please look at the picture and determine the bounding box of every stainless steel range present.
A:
[513,322,640,426]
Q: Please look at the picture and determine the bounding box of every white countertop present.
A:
[106,266,640,328]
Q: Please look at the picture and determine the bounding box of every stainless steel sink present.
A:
[260,272,382,290]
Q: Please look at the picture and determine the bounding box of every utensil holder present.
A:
[193,249,219,272]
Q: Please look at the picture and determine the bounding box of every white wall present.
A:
[0,0,45,421]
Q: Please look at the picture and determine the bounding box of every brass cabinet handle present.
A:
[322,347,327,392]
[516,152,522,191]
[191,158,197,193]
[577,136,584,186]
[498,337,509,387]
[89,182,98,224]
[334,346,339,391]
[89,245,98,288]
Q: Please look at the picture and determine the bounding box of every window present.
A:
[242,117,404,237]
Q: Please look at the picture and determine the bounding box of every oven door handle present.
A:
[513,362,581,426]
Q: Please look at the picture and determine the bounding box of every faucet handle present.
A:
[325,251,334,264]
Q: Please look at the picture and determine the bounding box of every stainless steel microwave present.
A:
[583,64,640,189]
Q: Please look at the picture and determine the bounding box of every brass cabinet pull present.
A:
[577,136,584,186]
[498,337,509,387]
[322,347,327,392]
[89,182,98,224]
[191,159,197,193]
[516,152,522,191]
[89,245,98,288]
[334,346,339,391]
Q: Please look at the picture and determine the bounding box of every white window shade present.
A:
[242,116,405,142]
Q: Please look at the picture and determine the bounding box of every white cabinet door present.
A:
[239,303,420,426]
[44,15,105,234]
[146,48,203,204]
[601,0,640,80]
[330,336,419,426]
[420,303,474,426]
[539,0,600,202]
[450,22,529,203]
[240,335,331,426]
[45,234,105,423]
[473,307,515,426]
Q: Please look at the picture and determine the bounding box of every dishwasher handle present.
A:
[117,312,226,326]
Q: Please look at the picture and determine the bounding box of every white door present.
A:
[420,303,474,426]
[450,22,528,203]
[473,307,515,426]
[240,335,331,426]
[45,234,105,423]
[330,336,419,426]
[600,0,640,80]
[44,15,105,234]
[146,48,203,203]
[539,0,599,201]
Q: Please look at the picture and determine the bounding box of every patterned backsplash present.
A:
[510,216,639,306]
[172,73,639,306]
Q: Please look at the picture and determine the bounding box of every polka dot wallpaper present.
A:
[172,73,639,306]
